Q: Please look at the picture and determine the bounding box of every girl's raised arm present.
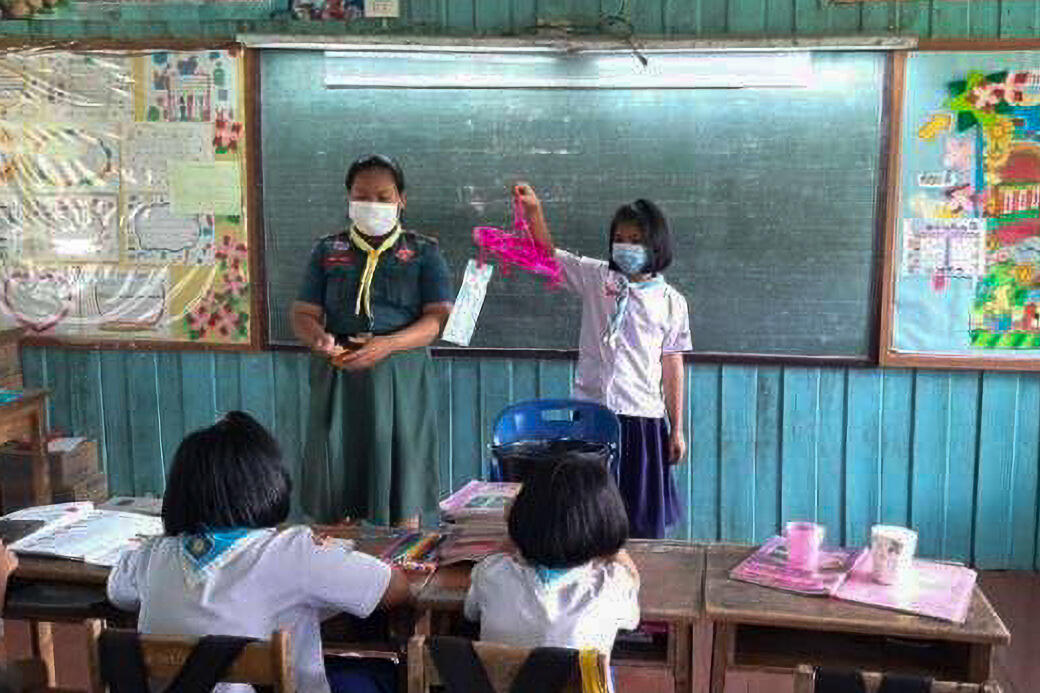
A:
[514,182,554,253]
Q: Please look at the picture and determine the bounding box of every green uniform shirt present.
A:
[298,229,454,336]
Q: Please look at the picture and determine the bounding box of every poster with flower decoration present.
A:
[0,47,256,348]
[887,51,1040,367]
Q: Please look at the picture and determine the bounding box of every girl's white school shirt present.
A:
[555,249,692,419]
[107,526,391,693]
[463,553,640,656]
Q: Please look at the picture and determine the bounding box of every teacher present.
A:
[291,154,454,526]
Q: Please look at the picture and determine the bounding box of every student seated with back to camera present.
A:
[106,411,412,693]
[464,454,641,659]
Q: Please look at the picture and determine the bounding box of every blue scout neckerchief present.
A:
[602,274,666,346]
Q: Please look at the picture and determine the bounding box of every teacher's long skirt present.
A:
[301,348,439,526]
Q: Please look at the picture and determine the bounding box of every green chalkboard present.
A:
[261,50,886,357]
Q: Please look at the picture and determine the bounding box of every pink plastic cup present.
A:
[785,521,825,571]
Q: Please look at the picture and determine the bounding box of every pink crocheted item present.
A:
[473,196,562,286]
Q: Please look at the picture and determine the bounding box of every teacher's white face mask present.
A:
[349,201,399,237]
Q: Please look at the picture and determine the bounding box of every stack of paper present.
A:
[6,502,163,567]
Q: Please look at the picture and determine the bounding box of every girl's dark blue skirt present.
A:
[616,415,684,539]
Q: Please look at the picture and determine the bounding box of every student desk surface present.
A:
[704,545,1010,693]
[7,530,707,693]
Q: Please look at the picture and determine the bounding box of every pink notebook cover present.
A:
[729,536,866,596]
[834,552,977,623]
[438,480,521,518]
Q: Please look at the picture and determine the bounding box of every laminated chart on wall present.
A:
[894,52,1040,356]
[0,49,252,345]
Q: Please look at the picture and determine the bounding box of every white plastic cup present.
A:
[870,525,918,585]
[785,521,825,571]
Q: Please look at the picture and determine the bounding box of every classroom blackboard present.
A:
[261,49,887,357]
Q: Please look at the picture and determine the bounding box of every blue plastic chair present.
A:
[488,399,620,481]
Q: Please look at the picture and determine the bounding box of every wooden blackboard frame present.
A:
[880,41,1040,371]
[0,39,265,353]
[260,43,900,366]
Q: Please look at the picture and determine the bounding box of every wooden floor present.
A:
[2,571,1036,692]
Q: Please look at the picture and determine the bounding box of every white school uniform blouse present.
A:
[107,526,391,693]
[555,249,692,419]
[463,553,640,657]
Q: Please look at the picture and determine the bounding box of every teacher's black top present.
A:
[298,230,454,336]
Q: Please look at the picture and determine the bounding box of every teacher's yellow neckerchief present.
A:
[349,224,403,318]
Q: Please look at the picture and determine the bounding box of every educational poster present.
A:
[0,48,253,346]
[893,52,1040,358]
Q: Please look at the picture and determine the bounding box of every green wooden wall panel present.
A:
[816,369,846,544]
[720,366,756,543]
[690,364,720,541]
[999,0,1039,37]
[844,369,882,549]
[1010,377,1040,569]
[752,366,781,543]
[180,352,218,434]
[945,372,981,564]
[98,352,133,496]
[127,353,164,496]
[909,371,950,562]
[18,347,1040,568]
[781,367,818,523]
[155,351,186,479]
[879,370,913,527]
[974,373,1022,568]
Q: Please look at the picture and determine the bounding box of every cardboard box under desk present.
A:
[0,438,99,489]
[2,471,108,512]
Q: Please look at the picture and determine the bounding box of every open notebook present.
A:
[5,502,163,567]
[730,536,976,623]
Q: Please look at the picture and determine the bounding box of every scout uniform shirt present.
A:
[298,229,454,337]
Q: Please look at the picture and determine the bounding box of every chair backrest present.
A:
[792,664,1003,693]
[407,635,608,693]
[490,399,620,481]
[84,619,294,693]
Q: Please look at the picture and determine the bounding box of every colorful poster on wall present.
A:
[892,51,1040,359]
[0,48,253,346]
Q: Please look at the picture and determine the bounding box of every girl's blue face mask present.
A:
[612,243,648,275]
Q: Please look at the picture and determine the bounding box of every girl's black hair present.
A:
[345,154,406,194]
[607,198,674,275]
[507,454,629,569]
[162,411,292,535]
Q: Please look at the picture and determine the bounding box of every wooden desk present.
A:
[11,533,707,693]
[416,539,706,693]
[0,389,50,508]
[704,545,1011,692]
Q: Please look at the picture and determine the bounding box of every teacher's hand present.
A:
[311,332,339,356]
[334,336,396,371]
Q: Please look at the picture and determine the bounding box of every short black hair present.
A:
[507,454,629,569]
[345,154,406,194]
[162,411,292,535]
[608,198,673,274]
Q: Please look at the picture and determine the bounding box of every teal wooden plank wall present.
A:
[20,347,1040,570]
[0,0,1039,39]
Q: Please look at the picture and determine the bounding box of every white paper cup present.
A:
[870,525,917,585]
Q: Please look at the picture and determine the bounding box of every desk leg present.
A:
[692,621,713,693]
[968,643,994,682]
[28,403,50,506]
[28,620,56,687]
[709,623,734,693]
[414,609,432,637]
[671,622,692,693]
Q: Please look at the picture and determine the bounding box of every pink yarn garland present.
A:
[473,196,562,286]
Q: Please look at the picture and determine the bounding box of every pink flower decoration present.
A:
[224,273,248,298]
[967,83,1001,110]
